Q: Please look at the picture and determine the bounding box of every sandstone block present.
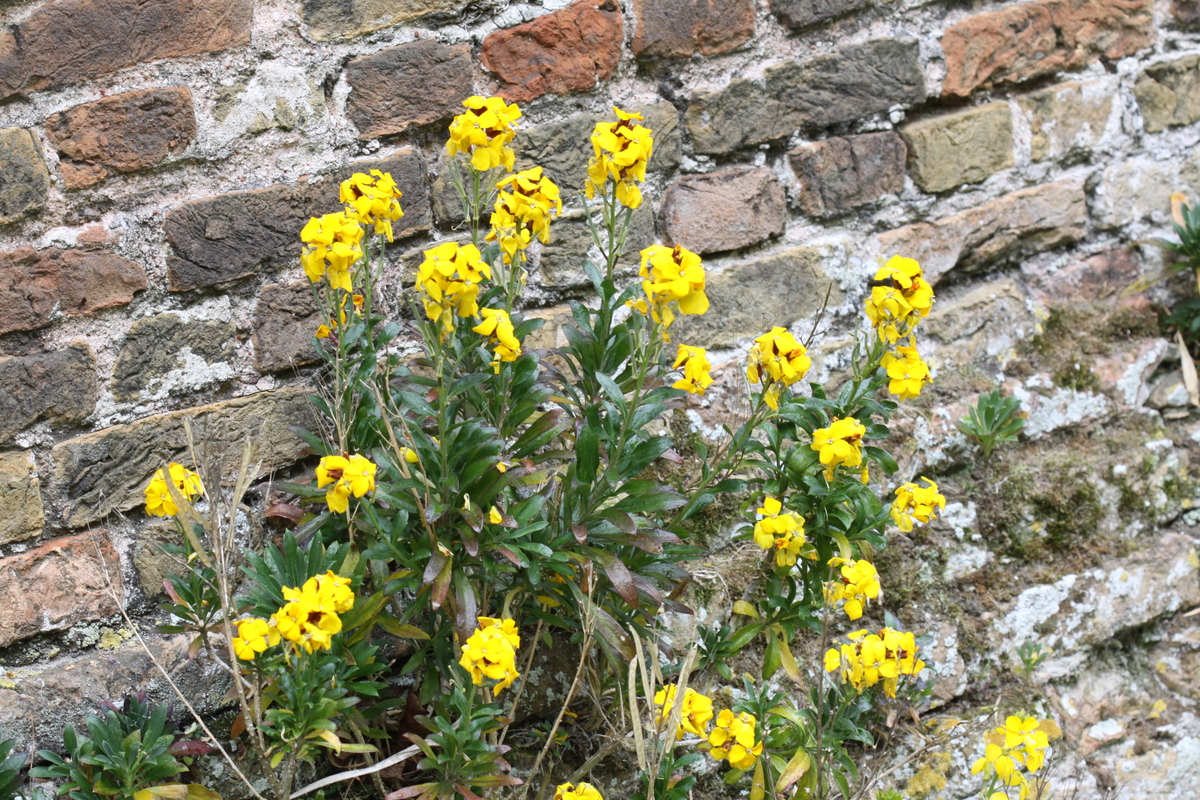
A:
[671,247,843,348]
[346,40,474,140]
[659,167,786,254]
[165,149,429,292]
[480,0,623,103]
[1018,79,1115,162]
[523,304,574,352]
[685,79,790,156]
[941,0,1154,98]
[901,102,1013,193]
[45,87,196,189]
[302,0,462,40]
[0,127,49,225]
[769,0,870,30]
[1091,153,1200,229]
[0,532,122,649]
[1175,0,1200,28]
[0,343,98,442]
[921,278,1037,373]
[111,314,235,400]
[253,282,322,373]
[877,178,1087,284]
[1134,55,1200,133]
[0,0,252,99]
[538,205,655,289]
[0,247,147,334]
[631,0,754,59]
[0,452,43,545]
[788,132,906,216]
[514,102,680,196]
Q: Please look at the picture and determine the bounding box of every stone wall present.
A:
[0,0,1199,794]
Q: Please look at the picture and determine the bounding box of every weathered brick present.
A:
[45,87,196,189]
[52,388,319,528]
[0,343,98,443]
[769,0,870,30]
[302,0,462,41]
[941,0,1154,98]
[165,149,430,292]
[0,0,252,99]
[1092,152,1200,230]
[900,102,1013,193]
[253,282,322,373]
[0,247,147,335]
[631,0,753,59]
[538,206,655,290]
[686,39,925,155]
[111,314,235,400]
[1018,79,1115,162]
[0,532,122,649]
[788,132,906,217]
[922,279,1037,374]
[1175,0,1200,28]
[877,178,1087,284]
[1134,55,1200,133]
[0,452,43,546]
[345,40,474,140]
[671,247,843,348]
[480,0,623,104]
[659,167,786,254]
[0,127,49,225]
[514,102,681,197]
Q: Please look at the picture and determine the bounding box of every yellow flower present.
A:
[270,573,352,654]
[672,344,713,395]
[746,327,811,410]
[316,454,378,513]
[459,617,521,693]
[880,345,931,400]
[415,242,492,337]
[488,505,503,524]
[811,417,866,481]
[586,107,654,208]
[283,571,356,615]
[631,244,708,337]
[144,463,204,517]
[824,627,925,698]
[340,169,404,241]
[824,558,881,621]
[300,211,363,292]
[654,685,714,740]
[864,255,934,343]
[487,166,562,264]
[708,709,763,770]
[553,782,604,800]
[971,716,1052,794]
[472,308,522,371]
[752,496,807,567]
[890,477,946,532]
[446,96,522,172]
[231,617,280,660]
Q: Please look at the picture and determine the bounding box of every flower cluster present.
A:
[824,627,925,698]
[269,571,355,655]
[672,345,713,395]
[487,166,562,264]
[890,477,946,532]
[864,255,934,344]
[300,211,364,292]
[746,327,812,410]
[971,716,1051,799]
[752,496,807,567]
[232,617,280,661]
[316,454,378,514]
[554,782,604,800]
[446,96,521,172]
[472,308,522,371]
[586,107,654,208]
[824,558,881,621]
[708,710,764,771]
[459,617,521,693]
[811,417,867,482]
[415,242,492,336]
[144,463,204,517]
[880,344,931,401]
[629,244,709,337]
[653,685,714,740]
[340,169,404,241]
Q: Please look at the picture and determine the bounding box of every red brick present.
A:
[942,0,1154,98]
[632,0,753,59]
[46,87,196,189]
[346,40,474,140]
[659,167,786,254]
[0,531,122,648]
[481,0,622,103]
[0,248,147,335]
[0,0,253,99]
